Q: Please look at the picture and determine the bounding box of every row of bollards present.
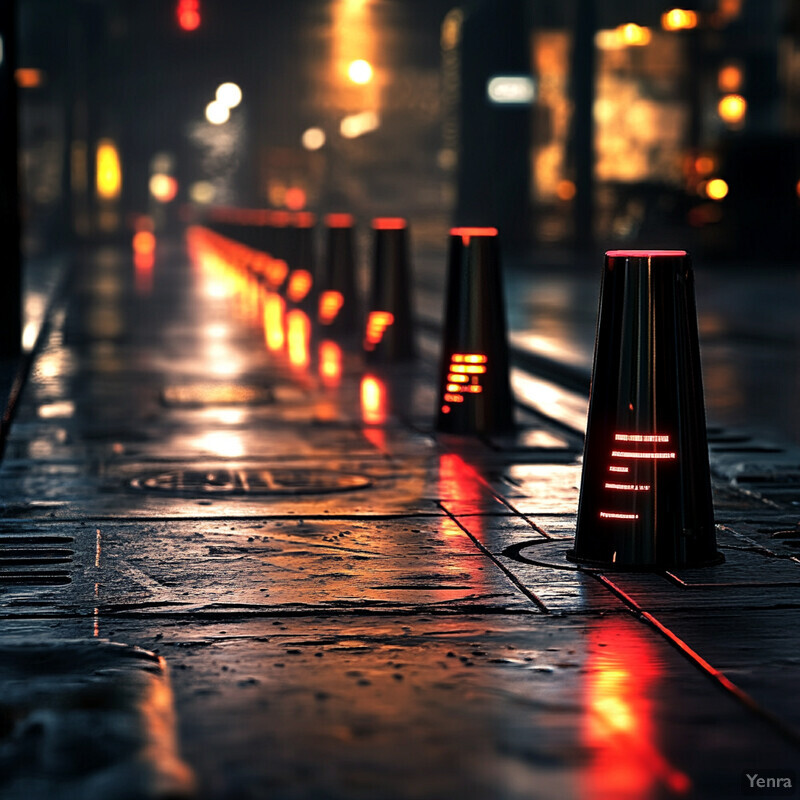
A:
[198,208,419,364]
[193,210,721,572]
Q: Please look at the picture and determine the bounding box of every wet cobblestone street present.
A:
[0,240,798,799]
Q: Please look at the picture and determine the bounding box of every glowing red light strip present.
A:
[612,450,676,459]
[599,511,639,520]
[326,213,354,228]
[445,384,483,394]
[293,212,316,228]
[608,465,629,473]
[604,483,651,491]
[450,364,486,374]
[450,227,498,238]
[606,250,687,258]
[614,433,670,443]
[365,311,394,347]
[319,291,344,324]
[442,353,486,411]
[372,217,407,230]
[287,270,312,302]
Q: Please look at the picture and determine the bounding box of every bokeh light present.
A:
[205,100,230,125]
[215,82,242,108]
[347,59,373,84]
[301,127,326,151]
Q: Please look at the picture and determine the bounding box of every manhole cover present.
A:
[130,467,372,496]
[161,383,274,408]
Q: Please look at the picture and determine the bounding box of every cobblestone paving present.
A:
[0,243,798,799]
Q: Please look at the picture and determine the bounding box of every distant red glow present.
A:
[450,227,498,245]
[15,68,44,88]
[450,227,498,237]
[177,0,200,30]
[132,231,156,255]
[319,340,342,387]
[284,187,306,211]
[326,213,354,228]
[604,483,651,492]
[361,375,387,425]
[272,210,291,227]
[372,217,407,230]
[268,259,289,289]
[364,311,394,349]
[615,433,670,442]
[608,465,630,473]
[134,252,155,295]
[286,270,312,303]
[293,212,316,228]
[319,290,344,324]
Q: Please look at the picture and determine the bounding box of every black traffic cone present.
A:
[319,213,359,337]
[568,250,723,569]
[435,227,514,435]
[364,218,416,363]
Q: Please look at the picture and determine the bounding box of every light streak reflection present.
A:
[582,621,691,798]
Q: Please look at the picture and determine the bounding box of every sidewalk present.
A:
[0,238,798,799]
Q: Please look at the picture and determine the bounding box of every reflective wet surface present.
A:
[1,236,800,799]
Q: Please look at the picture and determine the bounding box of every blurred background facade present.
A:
[12,0,800,259]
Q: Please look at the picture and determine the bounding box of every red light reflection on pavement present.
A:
[319,340,342,387]
[438,453,493,534]
[360,375,387,425]
[286,310,310,369]
[372,217,407,230]
[582,621,691,799]
[263,293,286,352]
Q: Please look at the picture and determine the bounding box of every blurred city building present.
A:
[12,0,800,259]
